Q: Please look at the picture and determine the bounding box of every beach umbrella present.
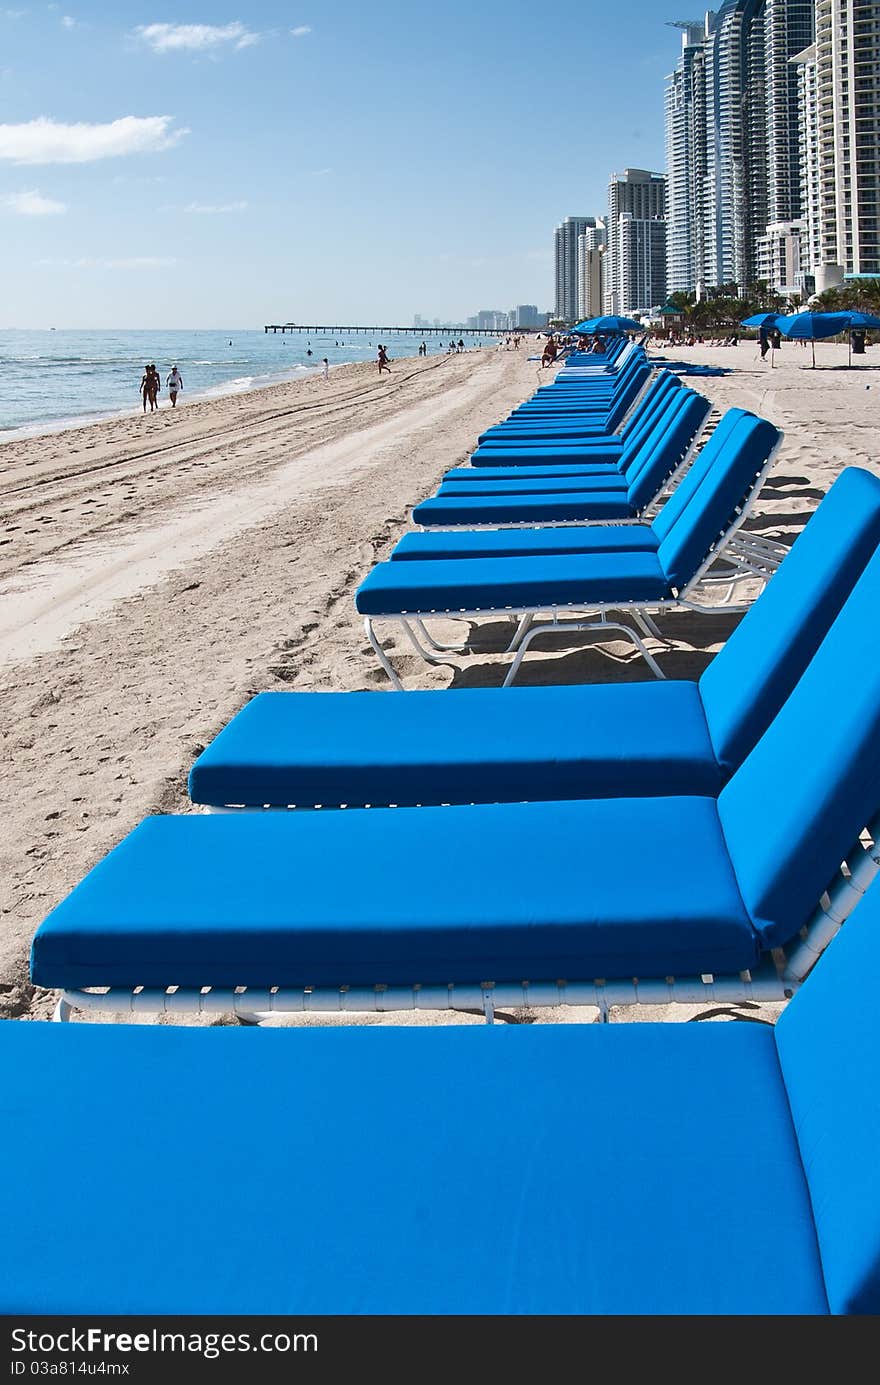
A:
[741,312,784,329]
[580,315,644,335]
[741,313,786,367]
[836,310,880,366]
[776,311,850,368]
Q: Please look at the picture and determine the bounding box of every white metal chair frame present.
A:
[53,814,880,1025]
[363,439,783,689]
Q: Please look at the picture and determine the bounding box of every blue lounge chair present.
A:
[357,411,781,686]
[478,361,651,443]
[186,468,880,810]
[412,401,736,528]
[468,373,681,467]
[32,535,880,1025]
[8,878,880,1312]
[426,393,711,518]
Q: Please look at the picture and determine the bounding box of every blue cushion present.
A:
[437,475,629,496]
[445,464,624,481]
[30,796,757,989]
[775,878,880,1315]
[355,550,670,614]
[0,1020,827,1313]
[650,409,745,543]
[718,542,880,950]
[471,444,624,464]
[700,468,880,773]
[412,491,637,525]
[657,414,780,591]
[623,394,711,512]
[188,682,720,808]
[391,526,659,561]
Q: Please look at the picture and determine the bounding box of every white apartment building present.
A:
[665,2,813,294]
[812,0,880,280]
[576,220,607,319]
[554,216,596,321]
[605,170,667,314]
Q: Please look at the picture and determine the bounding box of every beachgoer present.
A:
[147,364,160,411]
[322,357,330,380]
[139,364,152,413]
[166,365,183,407]
[377,344,391,374]
[758,325,771,359]
[457,338,464,353]
[306,348,313,357]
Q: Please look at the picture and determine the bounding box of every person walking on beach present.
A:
[140,363,159,413]
[377,344,391,374]
[165,365,183,407]
[322,357,330,380]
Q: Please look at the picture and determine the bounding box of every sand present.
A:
[3,338,879,1025]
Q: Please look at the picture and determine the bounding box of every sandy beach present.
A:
[3,339,880,1024]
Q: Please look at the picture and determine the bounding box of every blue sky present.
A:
[0,1,674,327]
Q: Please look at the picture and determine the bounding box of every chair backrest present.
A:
[618,373,680,447]
[650,409,745,543]
[604,363,651,431]
[655,411,781,592]
[623,393,711,512]
[701,468,880,774]
[775,874,880,1314]
[718,539,880,952]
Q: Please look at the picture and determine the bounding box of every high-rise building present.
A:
[665,19,712,295]
[511,304,541,328]
[554,216,595,321]
[792,42,822,278]
[664,3,814,294]
[576,221,607,319]
[475,309,510,331]
[605,170,667,313]
[807,1,880,283]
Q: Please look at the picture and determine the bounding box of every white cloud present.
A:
[60,13,75,26]
[4,187,66,214]
[1,9,28,19]
[0,115,187,164]
[185,200,248,214]
[135,22,259,53]
[291,25,311,37]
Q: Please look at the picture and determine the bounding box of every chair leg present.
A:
[363,617,404,690]
[412,617,469,654]
[506,613,533,652]
[503,619,666,687]
[53,995,73,1023]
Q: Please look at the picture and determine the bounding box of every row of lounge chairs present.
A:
[10,342,880,1314]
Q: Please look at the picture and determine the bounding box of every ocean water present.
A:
[0,328,494,438]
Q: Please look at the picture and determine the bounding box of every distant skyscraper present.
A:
[511,304,541,328]
[605,170,667,314]
[554,217,595,321]
[576,221,607,319]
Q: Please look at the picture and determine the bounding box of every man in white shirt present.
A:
[166,366,183,407]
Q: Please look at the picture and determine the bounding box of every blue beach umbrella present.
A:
[835,310,880,365]
[581,315,644,335]
[741,312,784,329]
[776,311,850,367]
